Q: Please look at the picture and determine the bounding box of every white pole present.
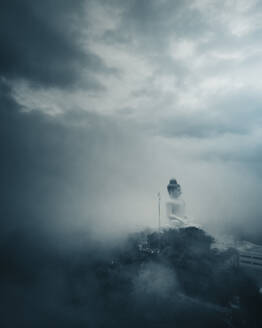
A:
[158,192,161,233]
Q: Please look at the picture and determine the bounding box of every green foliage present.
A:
[91,227,262,327]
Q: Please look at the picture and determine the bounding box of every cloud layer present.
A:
[1,0,262,255]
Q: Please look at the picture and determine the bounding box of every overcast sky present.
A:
[2,0,262,241]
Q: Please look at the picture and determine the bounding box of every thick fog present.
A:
[2,1,262,326]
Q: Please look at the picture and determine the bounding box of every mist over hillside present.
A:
[1,225,262,328]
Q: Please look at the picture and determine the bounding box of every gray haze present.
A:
[2,0,262,242]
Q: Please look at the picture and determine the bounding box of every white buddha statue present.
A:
[166,178,187,228]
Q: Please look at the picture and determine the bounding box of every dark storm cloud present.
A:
[98,0,262,141]
[102,0,206,48]
[0,0,111,89]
